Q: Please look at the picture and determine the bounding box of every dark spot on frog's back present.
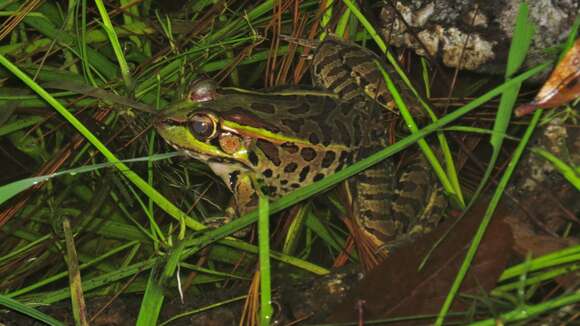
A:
[251,102,276,114]
[308,133,320,145]
[313,173,325,182]
[248,151,259,166]
[335,151,351,171]
[261,185,278,196]
[262,168,273,178]
[281,142,299,153]
[299,166,310,182]
[300,147,317,161]
[256,139,281,166]
[284,162,298,173]
[321,151,336,168]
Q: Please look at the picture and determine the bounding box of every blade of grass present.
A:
[94,0,132,88]
[471,2,535,206]
[258,195,273,325]
[0,295,64,326]
[0,116,43,136]
[0,153,178,206]
[470,291,580,326]
[22,258,158,304]
[442,126,520,141]
[335,6,351,37]
[504,3,535,78]
[435,110,543,325]
[62,218,89,326]
[6,241,140,298]
[376,61,458,202]
[499,245,580,281]
[136,241,185,326]
[282,204,309,255]
[305,213,347,255]
[493,262,580,295]
[136,265,165,326]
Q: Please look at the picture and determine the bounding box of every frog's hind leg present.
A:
[349,159,399,260]
[378,153,448,253]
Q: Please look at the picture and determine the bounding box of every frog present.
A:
[154,36,446,255]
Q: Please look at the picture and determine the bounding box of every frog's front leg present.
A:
[226,171,260,217]
[205,163,259,231]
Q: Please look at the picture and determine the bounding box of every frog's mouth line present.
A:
[164,139,252,171]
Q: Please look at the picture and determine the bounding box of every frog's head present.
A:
[154,80,252,168]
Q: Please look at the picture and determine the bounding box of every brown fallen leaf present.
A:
[325,199,514,324]
[516,38,580,117]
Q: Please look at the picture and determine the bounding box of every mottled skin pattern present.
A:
[155,36,446,251]
[311,37,445,249]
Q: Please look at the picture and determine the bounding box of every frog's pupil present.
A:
[194,121,208,134]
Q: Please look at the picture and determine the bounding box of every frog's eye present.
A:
[189,114,217,140]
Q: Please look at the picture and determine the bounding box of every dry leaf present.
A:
[325,199,514,324]
[516,38,580,117]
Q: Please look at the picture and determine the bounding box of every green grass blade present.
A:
[62,219,89,326]
[470,291,580,326]
[258,195,273,325]
[136,242,184,326]
[6,241,140,298]
[435,111,543,325]
[220,239,330,275]
[0,116,43,136]
[0,153,178,206]
[305,213,347,255]
[282,205,309,255]
[443,126,519,141]
[473,2,535,205]
[94,0,133,88]
[505,3,535,78]
[25,258,159,304]
[136,266,165,326]
[0,295,64,326]
[499,245,580,281]
[376,61,459,203]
